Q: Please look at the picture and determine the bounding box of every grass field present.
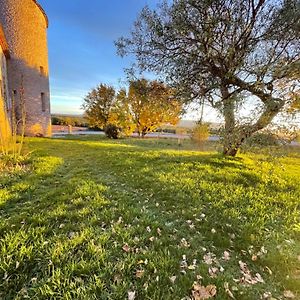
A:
[0,136,299,299]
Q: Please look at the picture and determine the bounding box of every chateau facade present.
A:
[0,0,51,137]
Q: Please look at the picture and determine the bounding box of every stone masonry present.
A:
[0,0,51,136]
[0,24,11,144]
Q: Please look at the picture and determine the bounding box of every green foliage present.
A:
[51,115,88,127]
[81,84,135,136]
[82,80,182,137]
[82,84,116,129]
[244,132,280,147]
[117,0,300,155]
[0,136,299,299]
[0,153,30,174]
[104,124,121,139]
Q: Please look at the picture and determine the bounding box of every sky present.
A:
[38,0,221,122]
[35,1,299,126]
[38,0,161,116]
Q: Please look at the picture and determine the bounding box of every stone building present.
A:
[0,0,51,137]
[0,24,11,144]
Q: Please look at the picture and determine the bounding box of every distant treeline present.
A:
[51,115,88,127]
[51,115,219,136]
[156,123,218,135]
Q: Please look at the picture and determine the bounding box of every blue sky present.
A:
[38,0,159,115]
[35,1,299,126]
[38,0,220,121]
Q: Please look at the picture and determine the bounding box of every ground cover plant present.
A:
[0,136,299,299]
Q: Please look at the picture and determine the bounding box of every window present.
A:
[0,79,9,111]
[12,90,17,102]
[40,66,44,76]
[3,80,8,109]
[41,92,46,112]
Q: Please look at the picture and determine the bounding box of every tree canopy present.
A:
[82,84,116,129]
[128,79,182,137]
[116,0,300,155]
[82,80,182,137]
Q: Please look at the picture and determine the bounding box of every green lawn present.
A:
[0,136,299,299]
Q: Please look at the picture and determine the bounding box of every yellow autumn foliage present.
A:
[128,79,182,137]
[0,94,12,154]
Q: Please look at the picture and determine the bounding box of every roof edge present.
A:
[0,25,10,59]
[32,0,49,28]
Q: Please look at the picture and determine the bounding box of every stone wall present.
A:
[0,0,51,136]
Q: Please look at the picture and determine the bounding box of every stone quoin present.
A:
[0,0,51,137]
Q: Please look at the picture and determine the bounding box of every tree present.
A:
[82,84,116,129]
[116,0,300,156]
[128,79,182,137]
[108,89,135,136]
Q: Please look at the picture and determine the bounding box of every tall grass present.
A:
[0,94,11,155]
[0,136,299,299]
[0,79,26,165]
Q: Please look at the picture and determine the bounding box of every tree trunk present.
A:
[141,130,147,138]
[221,86,238,156]
[223,132,247,157]
[223,146,239,156]
[223,101,285,156]
[220,81,285,156]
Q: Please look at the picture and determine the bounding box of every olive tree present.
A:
[116,0,300,156]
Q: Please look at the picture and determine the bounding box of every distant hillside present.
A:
[51,113,84,118]
[51,115,222,130]
[177,120,196,128]
[51,114,88,127]
[178,120,222,130]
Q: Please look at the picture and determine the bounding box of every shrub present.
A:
[157,128,176,134]
[245,132,280,147]
[30,123,44,137]
[176,127,187,136]
[192,123,210,144]
[104,124,121,139]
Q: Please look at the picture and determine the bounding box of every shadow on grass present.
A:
[0,137,299,299]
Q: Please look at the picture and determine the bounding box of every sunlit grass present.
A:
[0,136,299,299]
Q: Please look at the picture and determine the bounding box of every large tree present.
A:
[128,79,182,137]
[116,0,300,155]
[82,84,116,129]
[108,89,135,136]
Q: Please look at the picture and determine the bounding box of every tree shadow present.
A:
[0,137,298,299]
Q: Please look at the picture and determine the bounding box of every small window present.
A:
[40,66,44,76]
[41,92,46,112]
[12,90,17,102]
[0,80,7,109]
